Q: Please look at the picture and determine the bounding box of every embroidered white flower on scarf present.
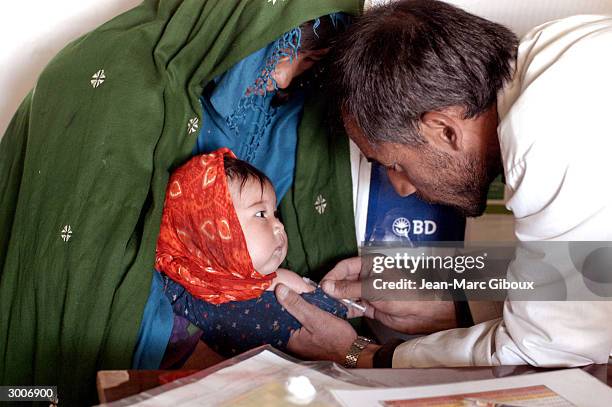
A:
[188,117,199,134]
[267,0,284,5]
[60,225,73,242]
[314,195,327,215]
[90,70,106,88]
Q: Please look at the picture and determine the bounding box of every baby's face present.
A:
[229,178,287,275]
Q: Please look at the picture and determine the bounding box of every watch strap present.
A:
[344,336,373,368]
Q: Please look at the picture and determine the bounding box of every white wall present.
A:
[367,0,612,37]
[3,0,612,139]
[436,0,612,38]
[0,0,141,138]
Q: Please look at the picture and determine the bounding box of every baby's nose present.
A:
[273,221,286,240]
[273,217,285,231]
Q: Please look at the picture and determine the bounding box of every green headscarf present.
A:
[0,0,361,404]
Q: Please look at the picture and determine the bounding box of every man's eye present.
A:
[255,211,266,218]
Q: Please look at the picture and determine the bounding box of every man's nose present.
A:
[386,168,417,197]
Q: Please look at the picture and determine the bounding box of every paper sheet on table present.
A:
[119,350,370,406]
[332,369,612,407]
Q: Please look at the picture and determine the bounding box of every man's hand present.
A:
[360,299,457,333]
[267,268,315,294]
[322,257,458,334]
[320,257,366,318]
[275,283,368,365]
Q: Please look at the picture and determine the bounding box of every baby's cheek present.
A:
[249,246,265,268]
[251,245,274,273]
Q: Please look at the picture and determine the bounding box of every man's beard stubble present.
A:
[419,146,503,218]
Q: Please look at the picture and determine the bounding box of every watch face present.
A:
[357,336,372,346]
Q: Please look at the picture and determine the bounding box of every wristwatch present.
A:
[344,336,373,368]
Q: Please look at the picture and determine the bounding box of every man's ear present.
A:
[420,109,464,152]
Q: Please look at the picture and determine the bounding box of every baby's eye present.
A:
[273,210,280,219]
[255,211,266,218]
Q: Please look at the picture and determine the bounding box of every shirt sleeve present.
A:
[392,300,612,367]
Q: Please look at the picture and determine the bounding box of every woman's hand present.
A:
[266,268,315,294]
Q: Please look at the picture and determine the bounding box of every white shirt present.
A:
[393,15,612,367]
[350,139,371,251]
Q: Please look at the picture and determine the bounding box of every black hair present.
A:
[300,15,347,52]
[332,0,518,146]
[273,15,350,105]
[223,156,271,192]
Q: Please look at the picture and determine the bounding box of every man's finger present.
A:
[275,283,327,332]
[286,326,313,354]
[345,302,365,319]
[321,278,362,300]
[361,299,376,319]
[322,257,362,282]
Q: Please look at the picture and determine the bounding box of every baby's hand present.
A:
[267,269,316,294]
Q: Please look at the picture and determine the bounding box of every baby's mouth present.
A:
[274,238,287,257]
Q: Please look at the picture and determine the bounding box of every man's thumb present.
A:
[322,279,361,299]
[275,283,319,328]
[274,283,302,310]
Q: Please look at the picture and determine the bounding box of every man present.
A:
[274,0,612,368]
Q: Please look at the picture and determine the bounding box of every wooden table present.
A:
[97,360,612,404]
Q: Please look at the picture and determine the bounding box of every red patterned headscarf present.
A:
[155,148,275,304]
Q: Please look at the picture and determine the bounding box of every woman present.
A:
[135,12,356,373]
[1,0,468,403]
[0,1,361,404]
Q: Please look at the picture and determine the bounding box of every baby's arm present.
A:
[266,268,315,294]
[161,272,345,358]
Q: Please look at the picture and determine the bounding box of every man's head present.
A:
[224,157,287,276]
[333,0,517,216]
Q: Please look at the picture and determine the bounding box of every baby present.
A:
[155,148,346,357]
